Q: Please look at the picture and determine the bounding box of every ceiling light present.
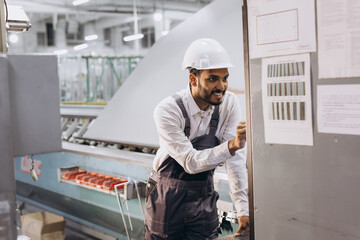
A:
[123,34,144,42]
[53,49,68,55]
[85,34,98,41]
[161,31,169,36]
[9,34,19,43]
[73,0,90,6]
[153,12,162,21]
[73,43,88,51]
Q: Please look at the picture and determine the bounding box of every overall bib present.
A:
[145,94,220,240]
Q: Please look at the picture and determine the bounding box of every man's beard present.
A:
[197,83,226,106]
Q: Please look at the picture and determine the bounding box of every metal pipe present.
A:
[86,58,90,102]
[133,0,140,55]
[134,180,145,218]
[114,184,130,240]
[124,198,133,231]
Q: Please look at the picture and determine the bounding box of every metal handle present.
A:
[114,182,130,240]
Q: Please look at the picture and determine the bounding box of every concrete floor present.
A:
[18,200,249,240]
[217,231,250,240]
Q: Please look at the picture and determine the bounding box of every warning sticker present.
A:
[21,155,41,176]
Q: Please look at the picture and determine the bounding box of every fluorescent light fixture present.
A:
[123,34,144,42]
[73,43,88,51]
[9,34,19,43]
[153,12,162,21]
[73,0,89,6]
[85,34,98,41]
[161,31,169,36]
[54,49,68,55]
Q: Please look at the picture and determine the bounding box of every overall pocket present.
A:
[202,189,220,235]
[145,177,157,202]
[144,180,171,236]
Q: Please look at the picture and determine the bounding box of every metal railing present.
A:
[58,56,143,104]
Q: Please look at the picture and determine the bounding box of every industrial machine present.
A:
[13,0,247,239]
[15,104,241,239]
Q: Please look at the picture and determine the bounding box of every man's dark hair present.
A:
[187,68,202,88]
[187,67,202,77]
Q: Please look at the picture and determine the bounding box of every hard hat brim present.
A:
[182,63,234,70]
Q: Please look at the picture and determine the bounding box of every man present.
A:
[145,38,249,240]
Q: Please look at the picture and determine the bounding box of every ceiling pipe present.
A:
[9,0,210,16]
[133,0,142,54]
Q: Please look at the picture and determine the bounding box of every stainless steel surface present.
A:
[1,54,62,239]
[84,0,246,147]
[8,55,62,156]
[60,104,104,118]
[0,55,17,240]
[62,142,154,167]
[250,54,360,238]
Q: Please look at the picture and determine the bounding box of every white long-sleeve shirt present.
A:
[153,85,249,216]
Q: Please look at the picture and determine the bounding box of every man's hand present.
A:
[235,216,250,236]
[228,121,246,156]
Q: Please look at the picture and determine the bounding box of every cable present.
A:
[4,0,8,22]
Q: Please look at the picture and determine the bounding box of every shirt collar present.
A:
[185,85,214,117]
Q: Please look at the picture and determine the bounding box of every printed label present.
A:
[21,155,41,176]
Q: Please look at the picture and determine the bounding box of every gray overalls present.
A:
[145,94,220,240]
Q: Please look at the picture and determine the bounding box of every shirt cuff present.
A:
[235,201,249,217]
[222,140,233,159]
[218,140,232,162]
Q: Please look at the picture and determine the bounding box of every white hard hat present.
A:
[182,38,234,70]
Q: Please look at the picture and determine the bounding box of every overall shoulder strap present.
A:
[172,94,191,137]
[209,105,219,136]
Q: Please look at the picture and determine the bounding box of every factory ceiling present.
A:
[6,0,213,25]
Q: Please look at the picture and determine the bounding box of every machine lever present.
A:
[115,183,130,240]
[134,180,145,218]
[124,197,133,231]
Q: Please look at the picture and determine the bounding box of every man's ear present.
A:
[189,73,197,87]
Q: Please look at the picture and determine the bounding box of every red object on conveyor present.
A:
[86,176,100,186]
[61,168,128,192]
[62,169,86,180]
[74,173,93,184]
[88,174,106,187]
[74,173,87,183]
[110,178,127,190]
[95,176,114,189]
[101,178,127,191]
[81,172,99,185]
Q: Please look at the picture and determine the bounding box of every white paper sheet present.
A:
[262,53,313,146]
[248,0,316,59]
[317,85,360,135]
[317,0,360,79]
